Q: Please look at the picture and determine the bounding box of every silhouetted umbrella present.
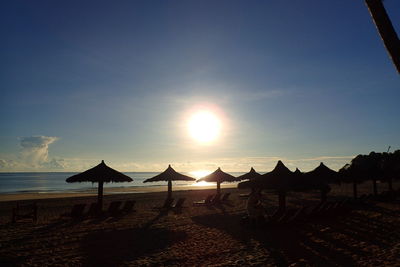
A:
[338,163,362,199]
[303,162,338,186]
[382,150,400,192]
[236,167,261,181]
[238,161,293,190]
[301,163,337,202]
[197,167,238,195]
[339,153,381,199]
[238,161,294,210]
[143,165,195,199]
[66,160,133,211]
[291,168,304,189]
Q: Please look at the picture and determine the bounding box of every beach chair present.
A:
[286,206,306,224]
[318,202,335,218]
[276,209,297,224]
[266,208,284,224]
[211,193,221,204]
[121,200,136,213]
[60,203,85,220]
[13,202,38,223]
[86,203,99,217]
[305,202,324,219]
[107,201,122,216]
[193,195,213,206]
[163,198,174,209]
[152,198,174,210]
[221,193,231,202]
[239,193,250,199]
[172,198,186,209]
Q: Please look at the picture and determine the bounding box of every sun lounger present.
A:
[276,209,297,224]
[305,202,324,218]
[193,195,213,206]
[286,206,306,224]
[239,193,250,199]
[172,198,185,209]
[60,203,85,220]
[211,194,221,204]
[86,203,99,217]
[13,202,38,223]
[266,208,284,224]
[107,201,122,216]
[221,193,231,202]
[153,198,174,210]
[121,200,136,213]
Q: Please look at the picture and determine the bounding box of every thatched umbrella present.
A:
[236,167,261,181]
[238,161,295,210]
[66,160,133,211]
[197,167,238,195]
[143,165,195,199]
[381,150,400,193]
[339,153,382,198]
[338,163,365,199]
[302,163,338,202]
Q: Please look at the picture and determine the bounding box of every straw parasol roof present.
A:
[143,165,195,199]
[66,160,132,183]
[238,161,294,191]
[301,162,338,189]
[66,160,133,211]
[197,167,238,195]
[237,161,295,210]
[236,167,261,181]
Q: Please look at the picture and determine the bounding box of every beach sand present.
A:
[0,186,399,266]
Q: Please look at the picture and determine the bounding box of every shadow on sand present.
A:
[191,202,398,266]
[81,227,187,266]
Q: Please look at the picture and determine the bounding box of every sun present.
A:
[188,110,221,143]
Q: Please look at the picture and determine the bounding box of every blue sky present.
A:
[1,0,399,172]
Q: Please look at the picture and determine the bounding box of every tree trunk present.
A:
[278,191,286,211]
[353,181,358,199]
[365,0,400,73]
[167,180,172,199]
[217,181,221,195]
[97,181,104,212]
[372,179,378,196]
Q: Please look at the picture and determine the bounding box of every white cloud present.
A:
[0,135,354,172]
[19,136,59,167]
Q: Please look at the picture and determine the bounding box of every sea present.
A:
[0,172,245,194]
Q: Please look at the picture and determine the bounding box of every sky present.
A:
[1,0,399,172]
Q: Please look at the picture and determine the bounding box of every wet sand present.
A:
[0,186,399,266]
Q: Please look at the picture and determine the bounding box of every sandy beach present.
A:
[0,184,399,267]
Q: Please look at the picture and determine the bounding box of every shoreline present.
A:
[0,183,238,202]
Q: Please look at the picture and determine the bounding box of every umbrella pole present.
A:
[98,181,104,212]
[217,181,221,195]
[168,180,172,199]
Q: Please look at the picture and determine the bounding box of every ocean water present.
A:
[0,172,244,194]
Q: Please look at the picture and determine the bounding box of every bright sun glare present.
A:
[188,110,221,143]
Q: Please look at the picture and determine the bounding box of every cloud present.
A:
[0,135,354,172]
[0,159,18,169]
[19,136,59,167]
